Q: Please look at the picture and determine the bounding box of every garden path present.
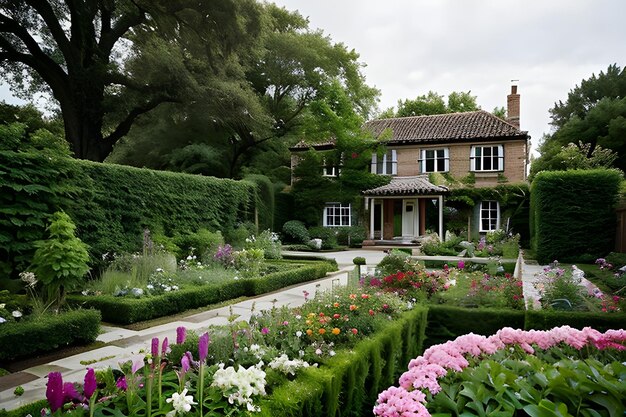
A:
[0,250,387,412]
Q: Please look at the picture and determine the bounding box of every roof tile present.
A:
[363,176,448,196]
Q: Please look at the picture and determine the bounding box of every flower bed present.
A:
[374,326,626,416]
[68,261,336,324]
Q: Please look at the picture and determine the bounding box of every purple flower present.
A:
[46,372,64,412]
[161,337,169,356]
[181,353,190,373]
[63,382,81,402]
[116,376,127,391]
[83,368,97,399]
[184,351,197,368]
[151,337,159,359]
[176,326,187,344]
[198,332,209,362]
[132,357,144,374]
[457,261,465,270]
[261,327,269,335]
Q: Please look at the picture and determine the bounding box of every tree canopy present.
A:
[0,0,263,161]
[379,90,480,118]
[531,64,626,178]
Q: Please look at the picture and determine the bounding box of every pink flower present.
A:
[83,368,97,399]
[181,353,190,373]
[161,337,169,356]
[261,327,269,335]
[116,376,128,391]
[457,261,465,269]
[151,337,159,359]
[46,372,64,412]
[176,326,187,344]
[132,357,144,374]
[63,382,81,402]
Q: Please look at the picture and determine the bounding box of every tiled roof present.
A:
[364,110,528,144]
[363,176,448,196]
[289,138,336,151]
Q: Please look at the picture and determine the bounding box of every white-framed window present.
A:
[480,200,500,232]
[323,203,351,227]
[420,148,449,173]
[322,153,343,177]
[470,145,504,172]
[371,150,397,175]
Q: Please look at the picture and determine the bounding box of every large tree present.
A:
[0,0,261,161]
[379,90,480,118]
[531,64,626,177]
[109,4,379,178]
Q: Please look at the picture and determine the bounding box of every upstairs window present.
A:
[322,153,343,177]
[471,145,504,172]
[371,150,397,175]
[420,148,449,173]
[480,200,500,232]
[323,203,351,227]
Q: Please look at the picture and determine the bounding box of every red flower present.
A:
[333,313,341,319]
[369,309,375,316]
[351,328,358,335]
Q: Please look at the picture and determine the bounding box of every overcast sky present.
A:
[269,0,626,154]
[1,1,624,156]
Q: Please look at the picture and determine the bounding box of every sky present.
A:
[1,0,624,156]
[268,0,626,155]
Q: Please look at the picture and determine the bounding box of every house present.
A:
[290,85,530,244]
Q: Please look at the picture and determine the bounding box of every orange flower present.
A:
[319,328,326,335]
[361,293,370,299]
[349,294,357,300]
[351,328,358,335]
[306,329,313,336]
[332,328,340,335]
[349,304,358,311]
[333,302,340,308]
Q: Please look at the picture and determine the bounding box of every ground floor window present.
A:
[480,200,500,232]
[323,203,351,227]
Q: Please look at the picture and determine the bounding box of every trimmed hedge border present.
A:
[68,262,336,324]
[258,306,428,417]
[0,309,101,361]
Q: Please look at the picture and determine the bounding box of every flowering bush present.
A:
[233,248,265,279]
[213,244,234,268]
[534,261,587,309]
[364,269,449,300]
[244,230,282,260]
[374,326,626,417]
[436,269,524,309]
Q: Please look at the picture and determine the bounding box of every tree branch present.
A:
[98,3,146,55]
[23,0,73,61]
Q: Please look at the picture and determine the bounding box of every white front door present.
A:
[402,200,417,237]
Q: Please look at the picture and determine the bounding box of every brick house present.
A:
[290,86,530,244]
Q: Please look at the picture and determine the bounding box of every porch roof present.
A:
[362,176,448,196]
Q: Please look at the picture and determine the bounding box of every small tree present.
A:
[30,212,90,309]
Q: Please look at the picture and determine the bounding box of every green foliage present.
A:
[353,257,366,266]
[308,227,338,250]
[244,230,282,260]
[282,220,310,244]
[0,309,100,361]
[245,175,275,231]
[0,123,78,279]
[533,64,626,176]
[376,250,415,276]
[524,310,626,332]
[389,91,480,117]
[233,248,265,279]
[335,226,367,247]
[531,169,622,264]
[30,212,90,307]
[171,229,224,261]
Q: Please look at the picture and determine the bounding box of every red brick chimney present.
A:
[507,84,520,129]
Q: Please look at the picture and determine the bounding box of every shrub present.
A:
[172,229,224,261]
[531,169,621,264]
[244,230,282,260]
[282,220,310,244]
[233,248,265,279]
[376,250,416,276]
[308,227,338,250]
[353,257,366,266]
[0,309,101,361]
[29,212,90,308]
[335,226,367,247]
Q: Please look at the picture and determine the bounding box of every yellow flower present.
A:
[306,329,313,336]
[331,328,340,335]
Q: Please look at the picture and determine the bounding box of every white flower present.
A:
[298,350,305,358]
[0,317,6,324]
[268,354,310,376]
[11,310,22,318]
[147,284,154,290]
[0,303,5,309]
[166,388,197,415]
[329,350,336,357]
[186,255,193,261]
[156,268,164,273]
[315,348,323,355]
[295,331,302,338]
[172,285,179,290]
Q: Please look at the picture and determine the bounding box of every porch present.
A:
[361,176,448,245]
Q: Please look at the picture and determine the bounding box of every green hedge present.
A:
[69,160,255,267]
[0,400,48,417]
[525,310,626,332]
[531,169,621,264]
[258,306,428,417]
[69,263,335,324]
[245,174,275,232]
[0,309,101,361]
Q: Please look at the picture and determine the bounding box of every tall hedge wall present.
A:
[0,151,255,279]
[531,169,622,264]
[67,160,255,263]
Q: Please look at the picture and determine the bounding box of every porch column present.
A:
[369,197,375,240]
[438,195,444,241]
[380,200,384,240]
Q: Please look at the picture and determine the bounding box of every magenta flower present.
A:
[457,260,465,270]
[161,337,169,356]
[151,337,159,359]
[261,327,269,335]
[198,332,209,362]
[63,382,81,402]
[184,351,196,368]
[116,376,128,391]
[176,326,187,344]
[181,353,191,373]
[46,372,64,412]
[83,368,97,399]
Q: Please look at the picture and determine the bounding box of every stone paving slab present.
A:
[97,326,140,344]
[49,345,128,370]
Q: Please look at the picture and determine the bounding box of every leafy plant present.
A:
[282,220,310,244]
[29,212,90,308]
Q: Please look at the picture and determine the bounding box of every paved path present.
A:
[0,249,549,411]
